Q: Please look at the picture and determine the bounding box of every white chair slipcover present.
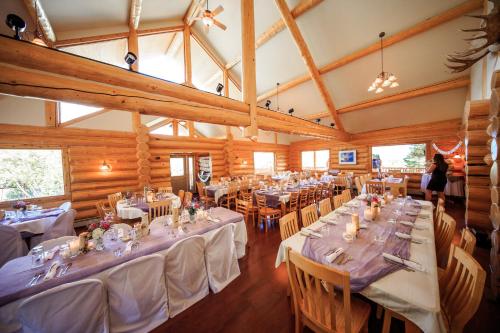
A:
[164,235,209,317]
[0,225,28,268]
[31,209,76,248]
[204,223,240,293]
[106,254,168,333]
[27,236,78,255]
[18,278,109,333]
[59,202,72,212]
[233,222,247,259]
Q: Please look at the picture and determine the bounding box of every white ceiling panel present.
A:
[140,0,190,24]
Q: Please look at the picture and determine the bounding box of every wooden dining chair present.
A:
[365,180,385,195]
[220,185,238,210]
[178,190,185,206]
[308,187,316,205]
[255,194,281,232]
[301,204,318,228]
[315,184,323,203]
[335,175,348,194]
[354,177,362,195]
[284,191,300,215]
[318,198,332,217]
[279,211,299,241]
[459,228,476,256]
[439,245,486,333]
[235,199,250,225]
[286,248,371,333]
[341,189,351,203]
[158,186,172,193]
[436,213,456,268]
[333,195,344,210]
[96,200,113,219]
[107,192,123,215]
[197,182,215,207]
[183,191,193,207]
[148,200,171,223]
[435,204,445,228]
[240,191,257,226]
[298,190,309,210]
[402,176,410,197]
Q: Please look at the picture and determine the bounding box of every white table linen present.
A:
[116,196,181,220]
[3,216,57,235]
[275,200,445,333]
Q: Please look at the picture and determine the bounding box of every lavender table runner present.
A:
[0,207,243,306]
[0,208,64,224]
[301,200,421,292]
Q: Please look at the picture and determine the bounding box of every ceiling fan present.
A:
[193,1,226,32]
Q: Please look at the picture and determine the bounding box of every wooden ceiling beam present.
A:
[258,0,483,102]
[225,0,323,70]
[129,0,143,30]
[274,0,344,131]
[184,0,206,26]
[304,76,470,120]
[22,0,56,44]
[59,109,112,128]
[54,25,184,48]
[148,118,172,132]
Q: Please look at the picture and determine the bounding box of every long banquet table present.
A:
[0,207,247,332]
[116,194,182,220]
[275,198,445,333]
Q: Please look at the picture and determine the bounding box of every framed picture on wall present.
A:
[339,150,356,165]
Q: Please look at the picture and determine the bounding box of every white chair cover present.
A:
[59,202,72,212]
[32,209,76,248]
[204,223,240,293]
[28,236,78,255]
[106,254,168,333]
[0,225,28,268]
[18,278,108,333]
[164,235,209,317]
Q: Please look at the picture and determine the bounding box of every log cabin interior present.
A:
[0,0,498,332]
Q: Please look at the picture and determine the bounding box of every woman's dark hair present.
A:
[433,153,448,172]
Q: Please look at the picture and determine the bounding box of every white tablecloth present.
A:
[275,200,445,333]
[0,218,247,333]
[420,174,464,197]
[2,216,56,234]
[116,196,182,220]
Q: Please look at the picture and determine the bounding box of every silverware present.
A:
[333,252,346,264]
[29,273,43,286]
[324,248,337,256]
[27,273,41,287]
[62,263,72,276]
[56,264,65,278]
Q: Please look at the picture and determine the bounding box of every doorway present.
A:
[170,154,194,194]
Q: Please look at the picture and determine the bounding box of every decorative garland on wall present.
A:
[432,141,463,155]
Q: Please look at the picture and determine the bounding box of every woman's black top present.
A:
[426,163,448,192]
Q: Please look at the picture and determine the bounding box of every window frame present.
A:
[253,151,276,175]
[301,149,330,171]
[0,146,71,205]
[370,143,427,174]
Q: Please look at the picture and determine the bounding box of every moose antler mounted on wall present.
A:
[446,0,500,73]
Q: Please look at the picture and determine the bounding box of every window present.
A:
[301,150,330,170]
[170,157,185,177]
[0,149,65,201]
[371,144,426,173]
[254,152,275,175]
[59,102,103,124]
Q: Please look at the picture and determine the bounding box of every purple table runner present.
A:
[301,200,421,292]
[0,208,64,224]
[0,207,243,306]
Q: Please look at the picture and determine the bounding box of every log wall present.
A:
[228,140,289,177]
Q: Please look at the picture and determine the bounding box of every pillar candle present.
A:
[68,239,80,256]
[351,213,360,231]
[346,223,357,238]
[78,232,88,251]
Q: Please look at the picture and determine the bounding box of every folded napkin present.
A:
[300,228,322,238]
[382,253,424,272]
[43,262,61,281]
[207,215,221,223]
[319,216,338,225]
[326,247,344,263]
[400,221,428,230]
[395,232,428,243]
[44,246,59,260]
[406,211,419,216]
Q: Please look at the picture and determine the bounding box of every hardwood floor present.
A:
[151,198,499,333]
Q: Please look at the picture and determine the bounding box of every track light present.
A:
[216,83,224,96]
[265,100,271,109]
[316,119,321,124]
[288,108,294,115]
[124,52,137,70]
[6,14,26,40]
[330,123,335,128]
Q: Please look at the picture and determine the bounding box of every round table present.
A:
[116,195,182,220]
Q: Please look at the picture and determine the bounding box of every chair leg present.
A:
[376,304,383,319]
[382,309,392,333]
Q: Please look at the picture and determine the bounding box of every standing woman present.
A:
[425,153,449,202]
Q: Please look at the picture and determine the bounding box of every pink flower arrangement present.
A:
[12,201,27,210]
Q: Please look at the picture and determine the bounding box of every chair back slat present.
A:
[158,186,172,193]
[333,195,343,209]
[365,180,385,194]
[341,189,351,202]
[354,177,362,194]
[318,198,332,217]
[286,248,353,333]
[436,213,456,266]
[459,228,476,255]
[107,192,122,214]
[440,245,486,332]
[301,204,318,227]
[288,191,299,212]
[235,199,249,223]
[299,190,309,209]
[279,211,299,240]
[308,187,316,204]
[148,200,171,223]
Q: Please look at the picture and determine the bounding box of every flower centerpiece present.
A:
[364,194,381,219]
[187,202,200,222]
[87,214,112,250]
[12,200,27,211]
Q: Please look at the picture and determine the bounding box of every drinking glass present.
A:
[31,245,45,268]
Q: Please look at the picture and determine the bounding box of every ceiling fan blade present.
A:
[212,5,224,16]
[213,19,227,31]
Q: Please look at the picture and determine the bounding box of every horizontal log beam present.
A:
[303,76,470,120]
[257,0,482,102]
